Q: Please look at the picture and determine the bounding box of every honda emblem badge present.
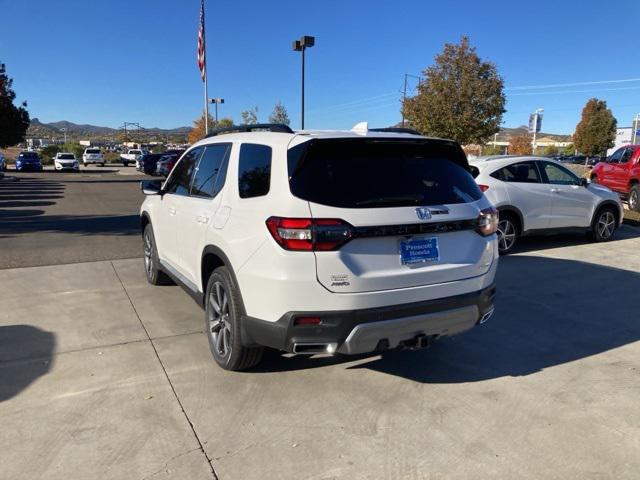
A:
[415,207,431,220]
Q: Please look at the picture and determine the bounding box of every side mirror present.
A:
[141,180,162,195]
[579,178,589,187]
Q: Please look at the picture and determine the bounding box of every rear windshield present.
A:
[130,150,142,154]
[86,149,100,154]
[59,154,75,159]
[288,139,481,208]
[20,152,38,159]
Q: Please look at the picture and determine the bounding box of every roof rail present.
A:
[206,123,294,137]
[369,127,422,135]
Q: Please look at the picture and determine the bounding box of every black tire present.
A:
[123,161,128,167]
[204,267,263,371]
[496,211,519,255]
[590,174,598,184]
[143,224,172,285]
[590,206,617,242]
[628,184,640,212]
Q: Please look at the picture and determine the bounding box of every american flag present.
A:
[197,0,206,82]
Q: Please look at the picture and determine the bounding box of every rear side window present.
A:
[164,147,203,195]
[491,162,541,183]
[86,149,100,154]
[288,139,480,208]
[238,144,271,198]
[191,144,231,199]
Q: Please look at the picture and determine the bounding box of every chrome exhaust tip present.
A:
[292,343,338,355]
[478,308,495,325]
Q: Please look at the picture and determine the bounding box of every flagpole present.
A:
[203,0,209,136]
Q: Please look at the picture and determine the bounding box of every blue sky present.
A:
[1,0,639,134]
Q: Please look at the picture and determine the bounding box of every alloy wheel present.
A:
[208,282,232,358]
[497,219,517,252]
[143,230,153,277]
[597,211,616,239]
[629,190,638,211]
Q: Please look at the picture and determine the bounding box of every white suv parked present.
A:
[82,148,105,166]
[469,156,623,253]
[140,124,499,370]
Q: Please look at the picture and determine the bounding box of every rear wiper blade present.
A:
[356,195,424,206]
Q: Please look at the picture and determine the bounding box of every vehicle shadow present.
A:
[0,325,56,403]
[513,224,640,254]
[251,255,640,383]
[0,214,140,236]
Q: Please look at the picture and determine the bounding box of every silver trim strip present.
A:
[159,259,200,293]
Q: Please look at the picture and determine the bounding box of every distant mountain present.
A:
[27,118,191,142]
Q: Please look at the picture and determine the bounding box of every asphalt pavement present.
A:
[0,168,148,269]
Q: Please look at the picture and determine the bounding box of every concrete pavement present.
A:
[1,228,640,479]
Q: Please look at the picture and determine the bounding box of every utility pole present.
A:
[401,74,422,128]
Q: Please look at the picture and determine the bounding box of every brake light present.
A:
[293,316,322,326]
[266,217,353,251]
[478,184,490,192]
[476,207,499,236]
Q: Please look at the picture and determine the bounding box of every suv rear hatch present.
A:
[287,138,494,293]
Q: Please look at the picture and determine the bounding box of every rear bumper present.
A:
[242,284,496,354]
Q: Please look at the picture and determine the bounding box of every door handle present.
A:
[550,188,560,193]
[168,207,176,215]
[197,215,209,224]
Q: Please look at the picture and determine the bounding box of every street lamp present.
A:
[208,98,225,124]
[292,35,315,130]
[61,128,67,144]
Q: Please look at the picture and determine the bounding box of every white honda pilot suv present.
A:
[140,124,499,371]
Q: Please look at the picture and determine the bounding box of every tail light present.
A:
[476,207,499,236]
[478,184,490,192]
[266,217,353,251]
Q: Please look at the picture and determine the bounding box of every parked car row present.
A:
[136,150,184,177]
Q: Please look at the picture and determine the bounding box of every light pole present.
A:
[209,98,225,124]
[61,128,67,144]
[292,35,315,130]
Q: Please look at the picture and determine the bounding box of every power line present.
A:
[506,77,640,91]
[509,85,640,96]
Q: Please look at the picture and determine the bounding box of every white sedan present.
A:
[54,152,80,172]
[469,156,623,253]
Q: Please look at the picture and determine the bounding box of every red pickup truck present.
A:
[591,145,640,211]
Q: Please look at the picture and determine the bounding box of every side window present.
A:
[620,148,633,164]
[164,147,203,195]
[490,162,541,183]
[541,162,579,185]
[190,144,231,199]
[238,143,272,199]
[608,148,624,163]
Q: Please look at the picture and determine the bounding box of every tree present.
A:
[241,107,259,125]
[573,98,617,156]
[562,143,575,155]
[483,144,503,155]
[508,134,532,155]
[544,145,559,156]
[0,62,30,148]
[268,102,290,125]
[217,118,234,128]
[402,37,505,145]
[188,112,215,144]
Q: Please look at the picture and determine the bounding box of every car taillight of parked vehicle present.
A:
[476,207,499,236]
[266,217,353,251]
[478,184,490,192]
